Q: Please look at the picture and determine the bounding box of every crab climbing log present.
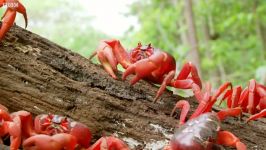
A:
[0,25,266,149]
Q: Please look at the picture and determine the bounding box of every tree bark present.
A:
[184,0,201,76]
[201,15,219,85]
[0,25,266,149]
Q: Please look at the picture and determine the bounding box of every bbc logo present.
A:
[3,2,19,8]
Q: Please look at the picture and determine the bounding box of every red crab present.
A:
[218,79,266,122]
[23,134,130,150]
[10,112,92,149]
[0,0,28,41]
[90,39,202,102]
[33,114,92,148]
[164,108,246,150]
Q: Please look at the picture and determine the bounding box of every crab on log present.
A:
[0,25,266,149]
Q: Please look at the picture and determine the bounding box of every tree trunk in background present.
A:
[184,0,201,76]
[202,14,226,86]
[256,20,266,60]
[254,0,266,60]
[179,19,189,47]
[0,25,266,149]
[202,16,217,85]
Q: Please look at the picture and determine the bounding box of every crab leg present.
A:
[170,100,190,125]
[247,79,256,114]
[257,97,266,111]
[14,1,28,28]
[216,107,242,121]
[171,79,203,102]
[0,0,28,41]
[256,85,266,110]
[218,89,232,106]
[204,82,232,113]
[190,82,232,119]
[246,109,266,122]
[238,87,249,112]
[176,62,202,89]
[170,62,203,102]
[0,9,16,40]
[211,82,232,103]
[153,70,175,102]
[218,85,242,109]
[155,75,203,103]
[216,131,246,150]
[189,92,211,119]
[230,86,242,108]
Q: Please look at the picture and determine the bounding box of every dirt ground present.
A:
[0,25,266,149]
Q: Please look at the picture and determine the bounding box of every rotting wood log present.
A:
[0,25,266,150]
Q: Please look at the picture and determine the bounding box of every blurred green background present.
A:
[5,0,266,89]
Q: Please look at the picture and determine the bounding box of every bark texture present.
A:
[184,0,201,76]
[0,25,266,149]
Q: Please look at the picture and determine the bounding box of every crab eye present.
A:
[137,42,142,47]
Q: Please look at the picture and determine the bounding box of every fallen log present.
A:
[0,25,265,149]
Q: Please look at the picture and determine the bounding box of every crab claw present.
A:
[0,0,28,41]
[216,131,246,150]
[69,122,92,148]
[11,110,35,138]
[2,115,22,150]
[122,56,158,85]
[23,133,77,150]
[88,136,130,150]
[122,51,175,85]
[89,39,130,79]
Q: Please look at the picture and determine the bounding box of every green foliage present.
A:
[126,0,183,56]
[12,0,109,57]
[127,0,266,87]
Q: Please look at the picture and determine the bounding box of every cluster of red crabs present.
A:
[1,1,266,150]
